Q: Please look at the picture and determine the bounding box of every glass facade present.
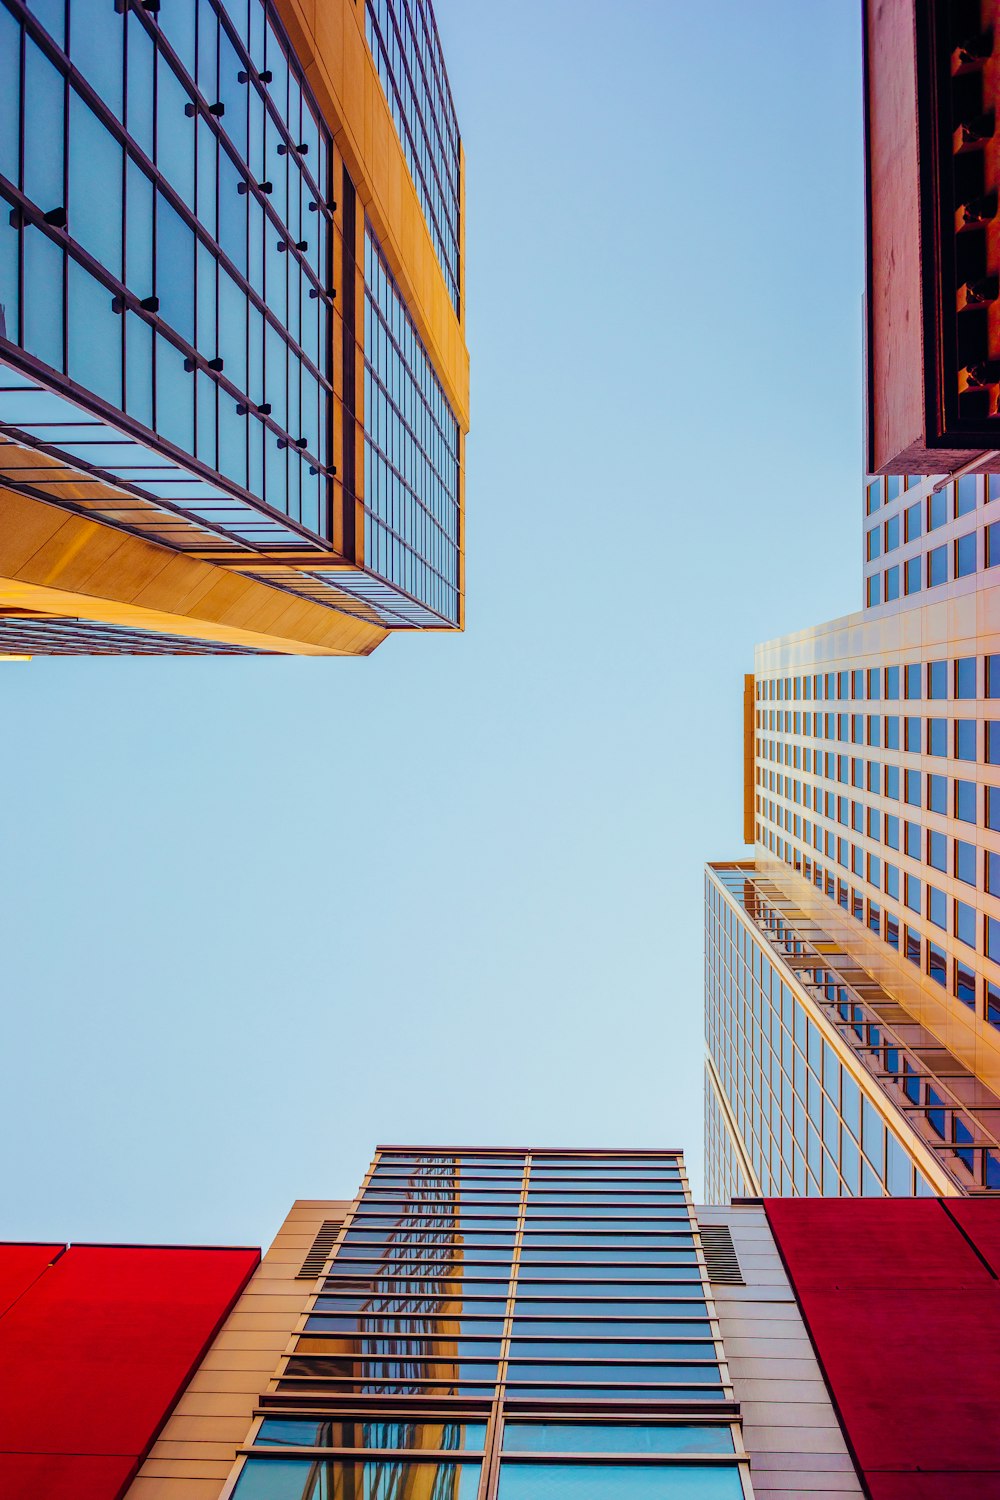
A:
[706,863,1000,1199]
[0,0,465,633]
[363,226,460,624]
[227,1148,751,1500]
[365,0,461,314]
[752,657,1000,1033]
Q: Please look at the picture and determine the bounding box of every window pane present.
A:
[69,94,123,275]
[67,260,121,405]
[497,1464,744,1500]
[232,1459,481,1500]
[502,1426,735,1455]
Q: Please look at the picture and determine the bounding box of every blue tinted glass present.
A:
[155,334,194,451]
[69,95,123,275]
[125,311,153,426]
[126,13,155,157]
[502,1426,735,1455]
[0,205,19,343]
[232,1459,481,1500]
[69,0,123,118]
[509,1341,716,1361]
[157,55,196,208]
[22,227,64,370]
[0,7,20,186]
[26,0,64,47]
[255,1419,487,1449]
[506,1364,722,1386]
[155,196,195,342]
[67,260,121,405]
[24,41,65,213]
[497,1463,743,1500]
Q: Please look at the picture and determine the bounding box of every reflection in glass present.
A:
[501,1424,735,1455]
[232,1458,482,1500]
[254,1419,487,1451]
[496,1463,743,1500]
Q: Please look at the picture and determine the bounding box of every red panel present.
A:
[0,1243,259,1500]
[0,1244,64,1316]
[766,1198,1000,1500]
[0,1454,136,1500]
[946,1199,1000,1278]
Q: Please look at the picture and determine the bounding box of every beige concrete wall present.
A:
[124,1200,347,1500]
[697,1204,864,1499]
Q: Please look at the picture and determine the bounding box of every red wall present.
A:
[0,1241,259,1500]
[765,1198,1000,1500]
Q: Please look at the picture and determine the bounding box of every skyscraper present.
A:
[705,470,1000,1200]
[11,1150,1000,1499]
[0,0,468,656]
[705,2,1000,1204]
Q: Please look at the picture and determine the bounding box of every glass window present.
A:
[905,770,921,806]
[885,565,900,601]
[988,850,1000,895]
[905,501,922,541]
[70,0,124,118]
[955,531,977,577]
[232,1459,481,1500]
[885,716,899,749]
[905,874,921,913]
[927,718,946,756]
[904,716,921,751]
[24,40,65,214]
[928,488,948,531]
[988,521,1000,569]
[867,573,882,608]
[867,478,883,514]
[956,839,976,885]
[927,545,948,586]
[886,666,900,700]
[496,1467,743,1500]
[69,94,124,277]
[955,900,976,948]
[502,1426,734,1455]
[927,886,946,928]
[988,787,1000,832]
[927,661,947,699]
[904,663,921,700]
[956,658,977,698]
[867,526,882,560]
[886,765,900,799]
[987,722,1000,765]
[22,226,64,372]
[67,260,121,406]
[928,942,947,985]
[255,1420,487,1450]
[987,917,1000,964]
[956,961,976,1009]
[0,5,20,188]
[956,474,978,516]
[955,721,977,761]
[955,780,977,823]
[904,556,921,594]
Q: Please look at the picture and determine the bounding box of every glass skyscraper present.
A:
[0,0,467,656]
[216,1147,752,1500]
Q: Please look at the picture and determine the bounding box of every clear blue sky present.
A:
[1,0,862,1246]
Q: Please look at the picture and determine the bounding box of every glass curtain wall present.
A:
[227,1148,751,1500]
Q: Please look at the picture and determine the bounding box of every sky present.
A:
[1,0,863,1249]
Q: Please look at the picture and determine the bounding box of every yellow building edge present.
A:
[743,673,755,846]
[273,0,470,432]
[0,488,387,657]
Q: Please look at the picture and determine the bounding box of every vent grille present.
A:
[297,1220,342,1280]
[701,1223,744,1284]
